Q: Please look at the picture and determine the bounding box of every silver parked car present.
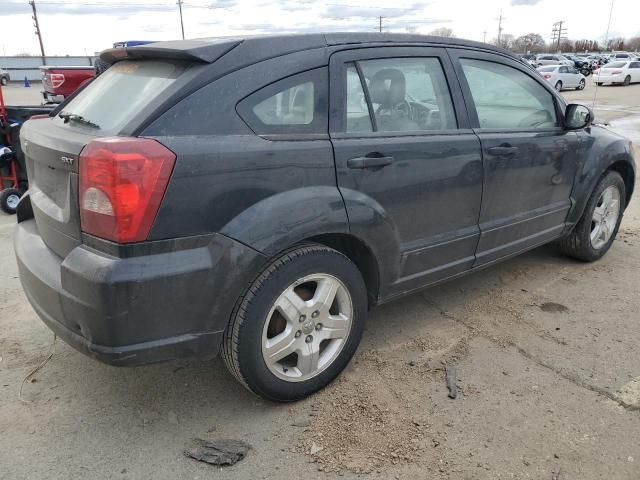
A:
[535,54,573,67]
[537,65,586,91]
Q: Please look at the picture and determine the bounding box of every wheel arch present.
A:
[308,233,380,306]
[608,159,635,208]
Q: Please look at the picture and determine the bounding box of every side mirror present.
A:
[565,103,593,130]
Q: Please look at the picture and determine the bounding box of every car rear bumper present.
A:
[594,74,625,83]
[15,218,265,366]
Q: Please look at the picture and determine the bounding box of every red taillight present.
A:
[43,72,65,90]
[543,74,551,79]
[29,114,49,119]
[79,137,176,243]
[612,70,622,75]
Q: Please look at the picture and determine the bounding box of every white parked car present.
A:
[535,54,573,67]
[537,65,586,91]
[594,60,640,86]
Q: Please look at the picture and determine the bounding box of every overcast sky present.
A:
[1,0,638,56]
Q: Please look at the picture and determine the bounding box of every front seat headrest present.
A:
[369,69,406,109]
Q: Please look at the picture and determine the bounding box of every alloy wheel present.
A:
[261,273,353,382]
[590,185,621,249]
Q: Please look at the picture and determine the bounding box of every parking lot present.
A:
[1,80,640,479]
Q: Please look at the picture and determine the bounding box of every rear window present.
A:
[537,66,556,72]
[236,68,328,136]
[55,60,185,134]
[606,61,628,68]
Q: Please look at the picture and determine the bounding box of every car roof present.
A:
[100,32,513,64]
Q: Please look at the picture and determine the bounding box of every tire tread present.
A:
[221,243,347,396]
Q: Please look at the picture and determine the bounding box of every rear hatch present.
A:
[21,60,186,258]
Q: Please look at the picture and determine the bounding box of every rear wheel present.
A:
[0,77,7,86]
[597,82,604,86]
[554,81,563,91]
[222,244,367,401]
[558,171,625,262]
[0,188,20,214]
[577,79,585,90]
[623,75,631,86]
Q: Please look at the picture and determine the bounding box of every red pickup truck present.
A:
[40,65,95,103]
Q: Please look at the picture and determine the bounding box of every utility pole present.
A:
[177,0,185,40]
[378,16,383,33]
[29,0,46,57]
[496,10,504,45]
[483,31,487,43]
[551,21,567,51]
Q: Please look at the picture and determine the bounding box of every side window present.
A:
[345,64,373,133]
[631,62,640,69]
[346,57,457,133]
[237,68,328,135]
[460,58,557,129]
[559,66,568,73]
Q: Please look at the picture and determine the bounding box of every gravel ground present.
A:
[1,81,640,480]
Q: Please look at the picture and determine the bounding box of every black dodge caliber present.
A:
[14,34,635,401]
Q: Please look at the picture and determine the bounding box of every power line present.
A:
[551,20,568,51]
[177,0,185,39]
[29,0,46,57]
[496,10,505,45]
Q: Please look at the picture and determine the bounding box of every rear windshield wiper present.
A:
[58,111,100,129]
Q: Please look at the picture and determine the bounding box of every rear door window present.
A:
[345,57,457,133]
[236,68,328,135]
[55,60,186,134]
[460,58,557,129]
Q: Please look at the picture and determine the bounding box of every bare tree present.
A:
[513,33,546,53]
[626,36,640,52]
[492,34,515,50]
[574,39,600,53]
[429,27,455,38]
[604,37,625,51]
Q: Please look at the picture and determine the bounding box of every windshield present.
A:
[606,61,628,68]
[55,60,186,134]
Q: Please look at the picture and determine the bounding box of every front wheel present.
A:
[222,244,367,401]
[0,77,7,86]
[554,81,563,91]
[596,82,604,86]
[577,79,585,90]
[558,171,625,262]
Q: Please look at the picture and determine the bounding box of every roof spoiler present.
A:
[100,39,242,64]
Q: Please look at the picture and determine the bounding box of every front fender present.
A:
[566,126,636,227]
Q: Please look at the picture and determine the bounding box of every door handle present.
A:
[347,154,394,169]
[487,146,518,156]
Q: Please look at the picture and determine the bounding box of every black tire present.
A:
[0,188,21,214]
[577,79,585,90]
[221,243,367,402]
[623,75,631,86]
[597,82,604,86]
[558,171,625,262]
[0,76,7,86]
[554,81,562,91]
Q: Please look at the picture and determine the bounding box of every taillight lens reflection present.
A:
[79,137,176,243]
